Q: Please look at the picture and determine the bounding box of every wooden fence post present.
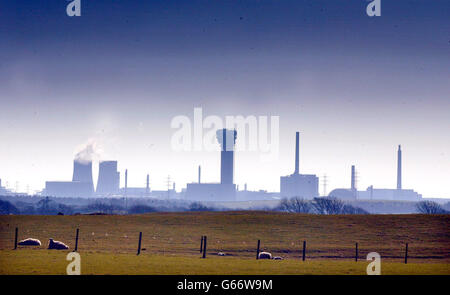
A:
[14,227,18,250]
[256,240,261,260]
[137,232,142,255]
[404,243,408,264]
[355,242,358,262]
[74,228,79,252]
[200,236,204,253]
[202,236,207,258]
[302,240,306,261]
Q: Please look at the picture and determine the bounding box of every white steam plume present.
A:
[74,138,103,164]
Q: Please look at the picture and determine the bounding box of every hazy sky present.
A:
[1,1,449,197]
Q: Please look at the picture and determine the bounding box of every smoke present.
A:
[74,138,103,164]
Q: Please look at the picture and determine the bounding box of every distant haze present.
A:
[0,1,449,197]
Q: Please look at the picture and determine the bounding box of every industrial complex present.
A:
[184,129,237,201]
[1,129,423,202]
[328,145,421,201]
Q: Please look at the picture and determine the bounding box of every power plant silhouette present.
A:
[280,132,319,199]
[184,129,238,201]
[44,160,95,198]
[96,161,120,195]
[328,144,421,200]
[40,129,421,201]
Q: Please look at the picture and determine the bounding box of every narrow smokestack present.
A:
[146,174,150,195]
[198,165,201,183]
[125,169,128,195]
[294,132,299,174]
[397,145,402,190]
[351,165,356,192]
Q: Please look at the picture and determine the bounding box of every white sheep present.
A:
[48,238,69,250]
[273,256,284,260]
[258,252,272,259]
[18,238,41,246]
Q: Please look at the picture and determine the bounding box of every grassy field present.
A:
[0,212,449,274]
[1,250,449,275]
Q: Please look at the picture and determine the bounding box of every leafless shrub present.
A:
[416,201,448,214]
[278,197,312,213]
[312,197,344,215]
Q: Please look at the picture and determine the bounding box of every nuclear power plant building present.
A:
[280,132,319,199]
[185,129,237,201]
[44,181,94,198]
[329,145,422,201]
[44,160,95,198]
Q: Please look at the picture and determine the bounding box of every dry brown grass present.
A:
[0,212,448,262]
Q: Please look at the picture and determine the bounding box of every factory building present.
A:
[44,181,93,198]
[43,160,94,198]
[96,161,120,195]
[0,178,9,195]
[328,165,358,200]
[185,129,237,201]
[356,187,421,201]
[328,145,422,201]
[280,132,319,199]
[236,189,279,201]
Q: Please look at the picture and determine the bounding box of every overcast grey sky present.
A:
[1,1,449,197]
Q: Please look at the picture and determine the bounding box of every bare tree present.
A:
[279,197,311,213]
[312,197,344,215]
[416,201,447,214]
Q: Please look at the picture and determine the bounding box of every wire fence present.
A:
[9,226,450,263]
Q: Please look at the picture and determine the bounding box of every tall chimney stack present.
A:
[125,169,128,195]
[294,132,300,174]
[351,165,356,192]
[198,165,201,183]
[216,129,237,184]
[146,174,150,195]
[397,145,402,190]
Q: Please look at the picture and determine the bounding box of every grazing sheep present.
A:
[48,238,69,250]
[18,238,41,246]
[258,252,272,259]
[217,252,226,256]
[273,256,284,260]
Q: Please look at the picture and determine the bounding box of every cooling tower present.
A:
[96,161,120,195]
[216,129,237,185]
[72,160,94,194]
